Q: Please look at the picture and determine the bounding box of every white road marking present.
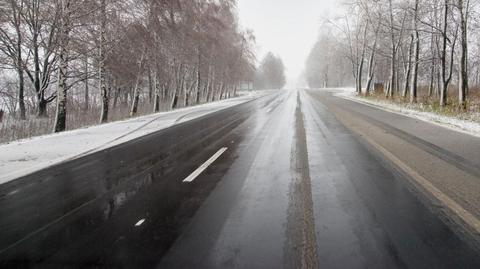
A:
[183,147,228,183]
[135,219,145,227]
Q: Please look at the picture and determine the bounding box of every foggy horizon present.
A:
[238,0,341,87]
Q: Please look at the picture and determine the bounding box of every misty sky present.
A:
[237,0,340,87]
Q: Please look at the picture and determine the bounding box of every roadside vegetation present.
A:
[0,0,257,143]
[305,0,480,122]
[364,87,480,121]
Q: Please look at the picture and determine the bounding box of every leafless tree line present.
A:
[254,52,286,90]
[307,0,479,110]
[0,0,255,132]
[305,26,354,88]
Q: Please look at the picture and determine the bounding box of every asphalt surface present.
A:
[1,89,480,268]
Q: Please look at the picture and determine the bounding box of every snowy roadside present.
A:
[334,88,480,138]
[0,91,272,185]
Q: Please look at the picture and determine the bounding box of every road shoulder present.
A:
[307,90,480,250]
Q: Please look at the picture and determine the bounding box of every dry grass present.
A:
[364,86,480,123]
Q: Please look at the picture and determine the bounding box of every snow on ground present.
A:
[334,88,480,138]
[0,91,271,185]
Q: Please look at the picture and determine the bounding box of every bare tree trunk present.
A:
[99,0,109,123]
[357,22,369,95]
[34,39,48,118]
[410,0,420,103]
[322,63,329,88]
[365,53,375,96]
[388,0,396,98]
[130,51,146,116]
[148,68,153,103]
[170,63,180,109]
[196,53,202,104]
[34,35,45,117]
[13,2,26,120]
[170,87,178,109]
[186,80,195,106]
[386,81,391,97]
[152,30,161,112]
[206,67,214,102]
[437,68,441,97]
[458,0,468,110]
[396,67,401,95]
[389,52,396,98]
[428,63,435,97]
[196,68,201,104]
[54,0,71,133]
[403,34,414,99]
[428,32,435,97]
[84,56,89,111]
[113,87,120,108]
[16,52,26,120]
[440,0,449,107]
[153,69,160,112]
[180,67,187,107]
[183,77,188,107]
[365,25,379,96]
[219,81,225,100]
[162,83,167,102]
[130,80,141,116]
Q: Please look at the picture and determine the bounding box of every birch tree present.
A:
[53,0,72,132]
[410,0,420,103]
[99,0,108,123]
[457,0,468,109]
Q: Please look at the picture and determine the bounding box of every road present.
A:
[1,89,480,268]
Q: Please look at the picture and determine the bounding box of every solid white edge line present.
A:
[183,147,228,183]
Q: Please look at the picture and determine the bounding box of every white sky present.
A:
[237,0,341,87]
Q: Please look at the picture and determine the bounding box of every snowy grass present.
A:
[0,95,237,144]
[335,88,480,137]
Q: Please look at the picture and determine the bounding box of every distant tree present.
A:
[305,26,352,89]
[254,52,286,89]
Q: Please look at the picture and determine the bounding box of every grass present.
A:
[363,86,480,123]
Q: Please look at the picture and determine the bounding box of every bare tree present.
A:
[0,0,257,140]
[0,0,27,119]
[99,0,108,123]
[457,0,468,109]
[53,0,72,132]
[410,0,420,103]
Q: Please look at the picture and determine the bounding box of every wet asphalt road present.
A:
[1,89,480,268]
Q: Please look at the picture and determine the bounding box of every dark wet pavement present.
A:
[1,90,480,268]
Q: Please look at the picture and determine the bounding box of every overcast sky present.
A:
[237,0,340,87]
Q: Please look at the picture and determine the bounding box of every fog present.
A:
[237,0,341,87]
